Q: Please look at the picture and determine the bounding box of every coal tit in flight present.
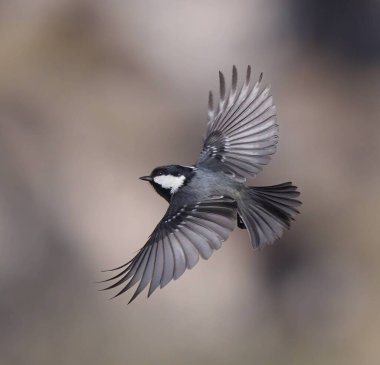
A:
[100,66,301,303]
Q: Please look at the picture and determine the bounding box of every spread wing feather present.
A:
[197,66,278,179]
[100,197,237,303]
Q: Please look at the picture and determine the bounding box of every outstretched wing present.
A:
[100,196,237,303]
[197,66,278,179]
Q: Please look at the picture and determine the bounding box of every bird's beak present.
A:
[139,175,153,182]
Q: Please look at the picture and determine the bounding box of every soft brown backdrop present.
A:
[1,1,380,364]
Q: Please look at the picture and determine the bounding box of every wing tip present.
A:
[232,65,238,90]
[128,291,140,304]
[101,261,130,272]
[208,90,214,110]
[246,65,252,83]
[219,70,226,100]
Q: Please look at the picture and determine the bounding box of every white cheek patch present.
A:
[153,174,186,194]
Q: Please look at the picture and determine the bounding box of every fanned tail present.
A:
[237,182,301,248]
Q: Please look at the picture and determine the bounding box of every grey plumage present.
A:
[100,66,301,303]
[199,65,278,178]
[101,197,237,303]
[238,183,300,248]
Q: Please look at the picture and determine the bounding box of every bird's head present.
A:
[140,165,196,200]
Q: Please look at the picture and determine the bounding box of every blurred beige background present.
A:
[1,1,380,364]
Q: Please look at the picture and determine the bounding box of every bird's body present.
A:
[164,166,243,203]
[101,66,301,303]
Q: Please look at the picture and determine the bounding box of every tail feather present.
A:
[237,182,301,248]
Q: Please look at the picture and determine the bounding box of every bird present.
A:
[100,66,301,303]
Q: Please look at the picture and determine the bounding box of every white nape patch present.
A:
[153,174,186,194]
